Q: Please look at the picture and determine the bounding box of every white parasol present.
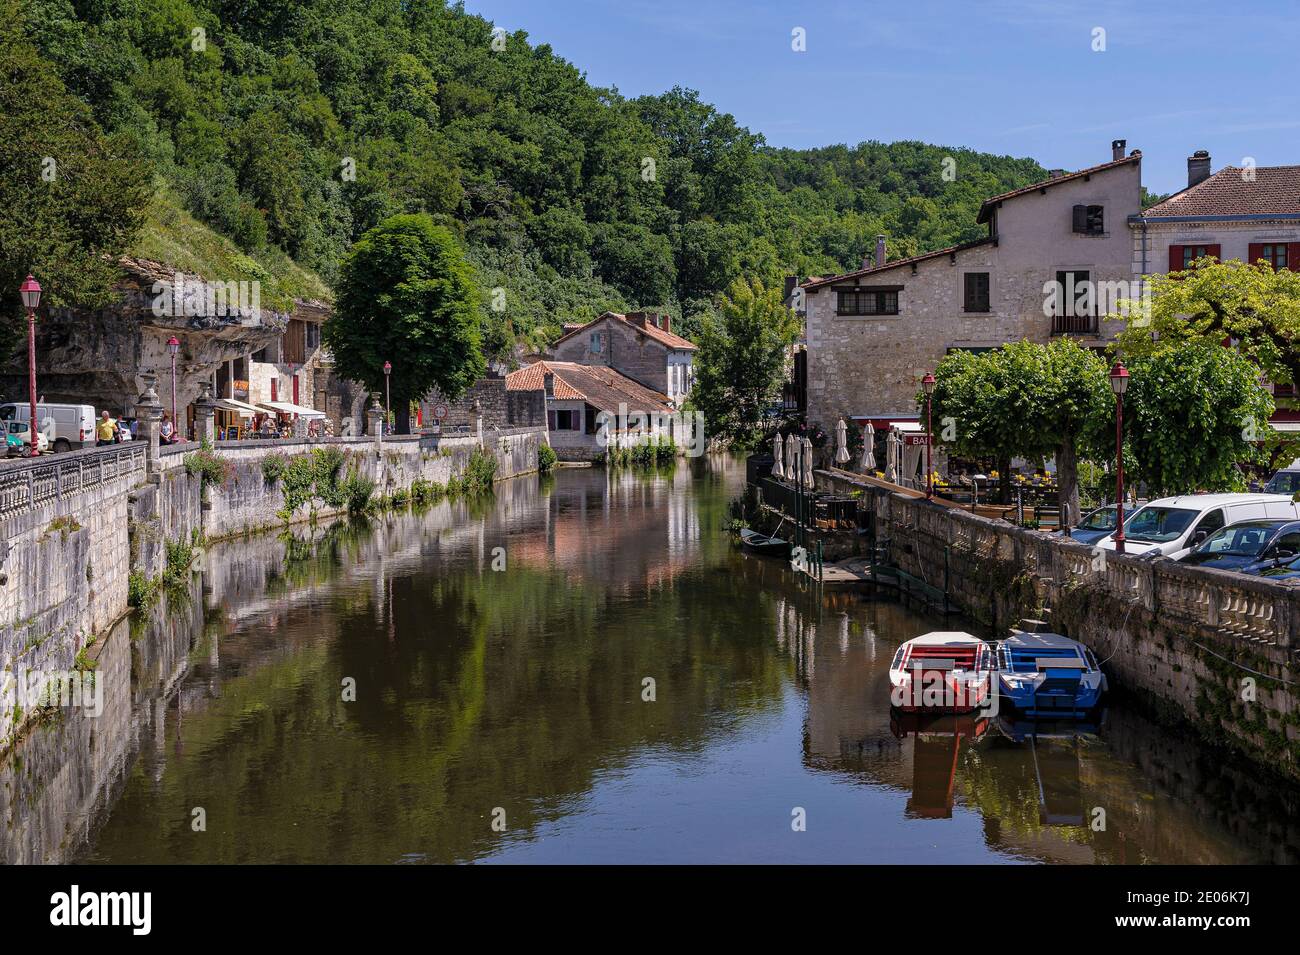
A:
[771,433,785,480]
[835,418,851,465]
[885,430,899,484]
[785,432,800,483]
[861,421,876,472]
[802,436,815,486]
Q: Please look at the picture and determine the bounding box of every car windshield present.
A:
[1079,506,1117,530]
[1195,522,1283,557]
[1266,472,1300,495]
[1124,506,1198,543]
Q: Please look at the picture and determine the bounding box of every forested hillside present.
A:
[9,0,1048,356]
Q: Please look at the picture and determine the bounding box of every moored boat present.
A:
[994,631,1106,717]
[888,631,994,713]
[739,526,793,558]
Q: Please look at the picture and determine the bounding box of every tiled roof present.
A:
[1141,165,1300,218]
[801,238,996,291]
[505,360,674,415]
[553,311,697,351]
[975,153,1141,224]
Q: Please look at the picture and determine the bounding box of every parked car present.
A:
[5,421,49,455]
[1069,504,1118,545]
[1178,519,1300,574]
[1093,494,1300,561]
[1264,469,1300,496]
[0,402,96,453]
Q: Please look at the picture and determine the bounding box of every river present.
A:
[2,456,1297,864]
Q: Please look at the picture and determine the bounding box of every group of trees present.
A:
[929,260,1296,522]
[6,0,1050,382]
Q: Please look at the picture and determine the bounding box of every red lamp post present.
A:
[383,360,392,434]
[19,275,41,457]
[921,372,936,499]
[167,336,180,431]
[1110,361,1130,554]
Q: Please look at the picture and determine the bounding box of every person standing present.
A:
[96,411,116,447]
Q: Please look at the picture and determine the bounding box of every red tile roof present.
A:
[505,360,674,415]
[1141,165,1300,218]
[801,238,996,291]
[976,153,1141,224]
[553,311,697,351]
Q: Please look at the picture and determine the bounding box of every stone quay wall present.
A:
[0,425,545,744]
[816,467,1300,780]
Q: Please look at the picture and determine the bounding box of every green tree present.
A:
[689,277,799,450]
[326,214,486,434]
[1123,343,1273,497]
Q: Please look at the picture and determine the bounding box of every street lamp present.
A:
[1110,361,1130,554]
[921,372,936,499]
[167,336,180,432]
[383,360,392,434]
[19,275,41,457]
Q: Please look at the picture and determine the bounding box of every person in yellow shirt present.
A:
[96,411,116,446]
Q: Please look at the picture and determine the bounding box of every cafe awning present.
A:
[216,398,262,417]
[258,400,326,418]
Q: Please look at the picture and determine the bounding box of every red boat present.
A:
[888,632,994,713]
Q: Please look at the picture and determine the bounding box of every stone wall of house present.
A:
[816,467,1300,781]
[1132,217,1300,276]
[424,377,546,431]
[551,315,671,393]
[804,159,1142,430]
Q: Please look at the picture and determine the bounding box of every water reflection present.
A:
[0,457,1296,864]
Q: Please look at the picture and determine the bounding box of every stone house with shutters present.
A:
[800,140,1144,437]
[548,311,697,409]
[1130,152,1300,430]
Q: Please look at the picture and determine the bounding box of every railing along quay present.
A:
[0,444,147,520]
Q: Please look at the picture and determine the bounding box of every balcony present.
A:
[1051,313,1099,336]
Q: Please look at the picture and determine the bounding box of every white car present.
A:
[6,421,50,455]
[1093,493,1300,561]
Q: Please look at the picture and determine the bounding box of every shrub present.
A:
[184,442,231,488]
[128,570,158,610]
[342,473,375,515]
[538,444,557,473]
[262,453,288,484]
[460,447,497,494]
[163,538,195,589]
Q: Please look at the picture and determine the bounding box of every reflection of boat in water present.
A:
[739,527,792,558]
[995,630,1106,717]
[888,632,993,713]
[891,711,990,820]
[994,715,1101,827]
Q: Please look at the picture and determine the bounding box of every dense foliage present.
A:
[12,0,1048,359]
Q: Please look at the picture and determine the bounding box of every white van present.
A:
[1094,494,1300,560]
[0,402,97,453]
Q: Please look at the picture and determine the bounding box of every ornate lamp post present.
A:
[167,336,180,429]
[383,360,392,434]
[1110,361,1129,554]
[19,275,41,457]
[921,372,936,499]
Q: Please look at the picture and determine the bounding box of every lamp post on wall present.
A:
[383,360,392,435]
[921,372,936,499]
[19,275,41,457]
[1110,361,1129,554]
[167,336,180,430]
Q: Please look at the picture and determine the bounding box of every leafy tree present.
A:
[929,340,1110,523]
[0,8,149,337]
[689,277,799,450]
[1122,343,1273,497]
[326,214,486,434]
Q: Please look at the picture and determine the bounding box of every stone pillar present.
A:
[138,373,163,484]
[474,398,484,449]
[367,396,384,452]
[194,380,217,446]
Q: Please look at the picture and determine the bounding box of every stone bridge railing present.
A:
[0,444,147,525]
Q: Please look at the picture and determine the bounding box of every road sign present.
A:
[432,403,449,421]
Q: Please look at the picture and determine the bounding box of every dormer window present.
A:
[1072,205,1104,235]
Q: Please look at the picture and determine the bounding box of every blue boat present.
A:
[994,631,1106,717]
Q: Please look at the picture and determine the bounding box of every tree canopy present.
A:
[327,214,485,433]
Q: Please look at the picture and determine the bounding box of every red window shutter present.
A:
[1169,245,1183,271]
[1248,243,1265,267]
[271,378,278,401]
[1204,244,1221,262]
[1289,244,1300,273]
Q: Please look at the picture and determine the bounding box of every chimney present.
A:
[1188,150,1211,187]
[861,253,872,270]
[626,311,648,328]
[1111,138,1126,162]
[543,371,554,398]
[1048,169,1066,179]
[783,275,798,301]
[660,314,672,334]
[875,235,887,268]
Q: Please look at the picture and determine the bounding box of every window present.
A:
[552,410,578,430]
[589,332,603,354]
[1072,205,1105,235]
[306,322,321,351]
[1183,245,1216,269]
[836,288,900,316]
[963,273,990,313]
[1051,270,1091,317]
[1191,509,1226,542]
[1264,244,1289,270]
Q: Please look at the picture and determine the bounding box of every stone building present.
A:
[800,141,1144,435]
[548,311,696,408]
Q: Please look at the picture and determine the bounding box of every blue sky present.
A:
[463,0,1299,196]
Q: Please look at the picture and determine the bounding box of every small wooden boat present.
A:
[740,527,792,558]
[888,631,994,713]
[994,631,1106,717]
